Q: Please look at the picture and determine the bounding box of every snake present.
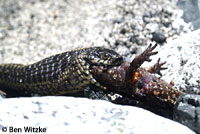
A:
[0,47,123,96]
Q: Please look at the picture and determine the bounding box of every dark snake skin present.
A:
[0,47,123,96]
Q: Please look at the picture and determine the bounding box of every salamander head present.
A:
[82,47,124,67]
[131,68,182,104]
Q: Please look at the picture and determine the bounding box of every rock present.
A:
[177,0,200,29]
[0,97,195,134]
[174,94,200,133]
[143,29,200,95]
[151,31,166,44]
[0,90,6,100]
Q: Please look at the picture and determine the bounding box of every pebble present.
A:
[151,31,166,44]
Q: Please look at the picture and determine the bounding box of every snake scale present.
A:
[0,47,123,96]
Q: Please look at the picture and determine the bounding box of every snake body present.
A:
[0,47,123,96]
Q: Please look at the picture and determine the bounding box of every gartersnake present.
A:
[0,47,123,96]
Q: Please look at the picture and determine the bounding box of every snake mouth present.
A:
[112,57,124,66]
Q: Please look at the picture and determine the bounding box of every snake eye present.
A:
[102,53,109,59]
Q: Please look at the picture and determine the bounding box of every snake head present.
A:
[82,47,124,67]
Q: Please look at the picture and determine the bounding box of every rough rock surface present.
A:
[0,97,195,134]
[174,94,200,134]
[142,29,200,95]
[0,0,192,65]
[0,0,119,64]
[177,0,200,30]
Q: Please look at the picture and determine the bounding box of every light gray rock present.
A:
[174,94,200,133]
[142,29,200,94]
[0,97,195,134]
[177,0,200,29]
